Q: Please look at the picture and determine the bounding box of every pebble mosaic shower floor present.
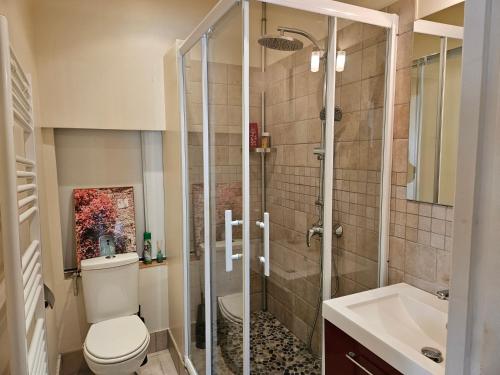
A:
[217,311,321,374]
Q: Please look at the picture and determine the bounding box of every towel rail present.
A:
[2,19,48,374]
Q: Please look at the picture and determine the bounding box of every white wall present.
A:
[32,0,218,131]
[139,265,169,333]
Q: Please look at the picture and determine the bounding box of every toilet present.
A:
[80,252,150,375]
[217,292,244,374]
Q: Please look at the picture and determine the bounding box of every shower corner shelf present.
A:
[250,147,275,154]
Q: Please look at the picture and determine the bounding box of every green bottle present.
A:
[143,231,152,264]
[156,241,164,263]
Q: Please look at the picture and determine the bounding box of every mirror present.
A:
[407,4,464,206]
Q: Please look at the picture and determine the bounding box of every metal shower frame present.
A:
[177,1,399,374]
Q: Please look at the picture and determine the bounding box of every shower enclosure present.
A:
[178,1,398,374]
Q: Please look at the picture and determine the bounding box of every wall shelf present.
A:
[250,147,275,154]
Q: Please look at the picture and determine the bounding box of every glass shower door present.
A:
[180,1,249,373]
[206,3,245,374]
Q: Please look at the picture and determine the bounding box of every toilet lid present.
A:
[85,315,149,361]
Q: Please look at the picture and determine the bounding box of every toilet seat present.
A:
[218,293,243,325]
[84,315,149,365]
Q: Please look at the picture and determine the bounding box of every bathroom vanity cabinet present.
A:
[324,320,402,375]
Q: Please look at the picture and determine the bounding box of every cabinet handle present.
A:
[345,352,374,375]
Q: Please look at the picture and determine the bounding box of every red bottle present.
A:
[249,122,259,148]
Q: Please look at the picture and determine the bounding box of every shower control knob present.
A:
[334,224,343,238]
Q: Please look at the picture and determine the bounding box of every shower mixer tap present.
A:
[306,225,323,248]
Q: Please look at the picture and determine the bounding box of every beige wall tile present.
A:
[436,250,451,286]
[405,241,436,282]
[335,112,360,142]
[362,42,386,79]
[396,31,413,70]
[393,104,409,139]
[208,62,227,84]
[340,81,361,112]
[389,236,405,270]
[395,67,411,105]
[338,22,363,52]
[342,50,362,84]
[361,75,385,110]
[392,139,408,172]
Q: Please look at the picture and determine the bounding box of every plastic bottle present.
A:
[143,231,152,264]
[156,240,164,263]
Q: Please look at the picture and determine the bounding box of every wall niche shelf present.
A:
[250,147,275,154]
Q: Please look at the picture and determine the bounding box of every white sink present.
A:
[322,283,448,375]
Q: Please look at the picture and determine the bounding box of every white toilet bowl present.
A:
[83,315,150,375]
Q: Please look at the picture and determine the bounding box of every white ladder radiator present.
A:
[0,16,49,375]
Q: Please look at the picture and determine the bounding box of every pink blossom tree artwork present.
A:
[74,187,136,265]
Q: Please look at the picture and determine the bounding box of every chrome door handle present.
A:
[225,210,242,272]
[345,352,374,375]
[256,212,270,276]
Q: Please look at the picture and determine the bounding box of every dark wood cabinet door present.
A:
[324,320,402,375]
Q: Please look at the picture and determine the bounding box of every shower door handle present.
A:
[256,212,270,277]
[225,210,242,272]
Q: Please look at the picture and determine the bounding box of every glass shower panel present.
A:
[207,4,244,374]
[183,40,207,374]
[250,2,328,372]
[333,21,388,297]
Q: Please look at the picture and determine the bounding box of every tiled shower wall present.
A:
[332,20,388,297]
[264,23,393,353]
[265,43,325,353]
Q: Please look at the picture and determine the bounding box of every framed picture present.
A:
[73,186,136,265]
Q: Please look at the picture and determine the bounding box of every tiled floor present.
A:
[189,311,321,375]
[191,345,233,375]
[137,350,178,375]
[60,349,177,375]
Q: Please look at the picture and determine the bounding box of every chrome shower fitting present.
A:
[436,289,449,300]
[306,225,323,248]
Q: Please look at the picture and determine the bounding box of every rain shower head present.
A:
[259,26,326,72]
[258,33,304,51]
